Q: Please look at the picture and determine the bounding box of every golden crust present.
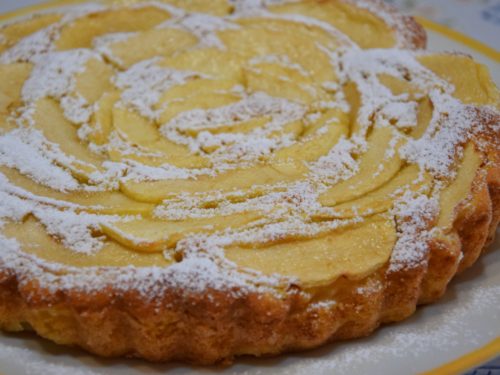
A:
[0,1,497,366]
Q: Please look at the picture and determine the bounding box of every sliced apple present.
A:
[410,96,433,139]
[0,13,61,54]
[419,54,500,107]
[100,28,197,68]
[378,74,424,101]
[219,20,337,83]
[87,91,120,145]
[244,62,328,104]
[31,98,104,182]
[120,161,308,203]
[3,218,168,267]
[0,166,154,215]
[268,1,396,48]
[159,49,244,81]
[158,91,241,125]
[111,107,210,168]
[274,110,348,162]
[271,120,304,140]
[101,212,262,252]
[343,81,361,134]
[315,165,431,219]
[156,78,238,108]
[73,58,114,105]
[319,126,405,206]
[55,7,171,50]
[164,0,232,16]
[0,112,15,134]
[0,63,32,115]
[183,116,270,137]
[113,106,162,145]
[225,215,396,287]
[437,143,482,229]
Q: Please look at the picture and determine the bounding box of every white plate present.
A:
[0,2,498,374]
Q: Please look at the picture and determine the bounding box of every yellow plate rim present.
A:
[416,16,500,63]
[421,337,500,375]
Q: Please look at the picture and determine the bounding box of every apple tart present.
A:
[0,0,498,365]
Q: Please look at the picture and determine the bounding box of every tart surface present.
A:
[0,0,499,365]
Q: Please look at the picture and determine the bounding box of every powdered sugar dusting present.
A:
[113,58,203,120]
[388,190,438,271]
[401,90,480,177]
[160,91,306,163]
[22,49,99,124]
[92,32,135,66]
[0,25,57,64]
[159,12,240,49]
[0,127,80,191]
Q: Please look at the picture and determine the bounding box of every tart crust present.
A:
[0,0,498,366]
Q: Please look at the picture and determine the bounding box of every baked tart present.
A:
[0,0,498,365]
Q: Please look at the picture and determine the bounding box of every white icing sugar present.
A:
[60,94,93,124]
[22,49,97,102]
[160,12,239,49]
[161,92,305,164]
[308,136,361,184]
[388,190,438,271]
[0,127,79,191]
[113,58,202,120]
[383,128,403,159]
[0,25,57,64]
[21,49,99,124]
[162,92,302,133]
[401,90,479,177]
[0,176,117,254]
[196,130,287,164]
[323,47,450,136]
[0,226,286,299]
[92,32,136,66]
[0,2,107,64]
[132,1,186,18]
[230,0,300,12]
[377,101,418,130]
[32,207,106,254]
[0,190,32,225]
[122,160,208,182]
[249,54,310,76]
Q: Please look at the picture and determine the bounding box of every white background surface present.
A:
[0,1,498,374]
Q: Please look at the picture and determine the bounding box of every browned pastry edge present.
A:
[0,10,496,366]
